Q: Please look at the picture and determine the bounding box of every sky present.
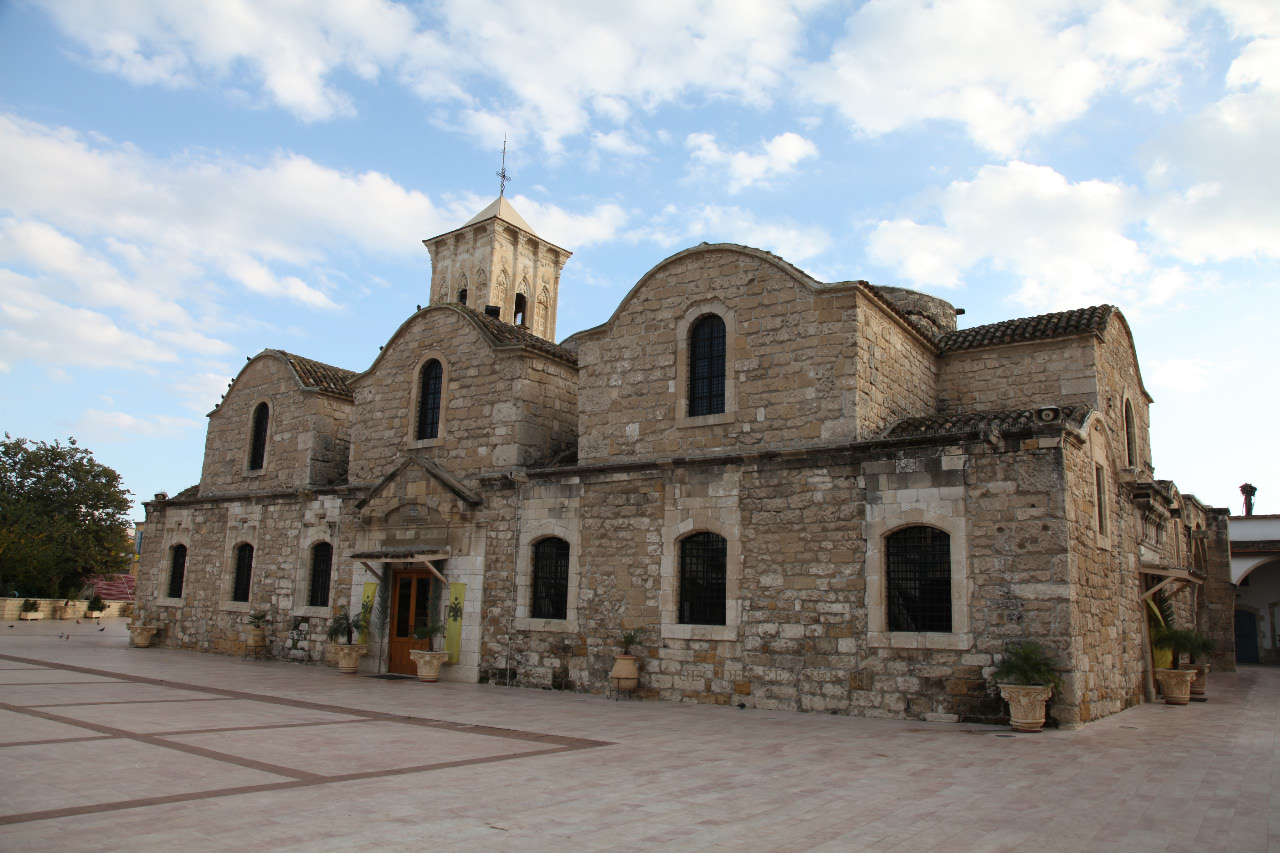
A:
[0,0,1276,520]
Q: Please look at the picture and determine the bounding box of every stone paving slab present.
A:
[0,619,1276,851]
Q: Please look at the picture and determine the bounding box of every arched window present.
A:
[679,532,727,625]
[531,537,570,620]
[232,543,254,603]
[168,544,187,599]
[688,314,726,417]
[885,526,951,632]
[416,359,443,440]
[514,292,527,327]
[1124,400,1137,467]
[248,403,269,470]
[458,287,468,306]
[308,542,332,608]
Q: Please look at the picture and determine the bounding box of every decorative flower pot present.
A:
[333,643,367,674]
[1154,668,1195,705]
[997,683,1054,732]
[1186,663,1211,697]
[409,650,450,682]
[18,611,43,621]
[610,655,640,693]
[55,605,78,620]
[247,627,267,648]
[129,626,158,647]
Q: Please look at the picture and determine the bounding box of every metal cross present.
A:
[496,136,510,197]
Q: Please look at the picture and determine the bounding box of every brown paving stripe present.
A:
[27,697,240,708]
[0,680,126,685]
[155,716,382,737]
[1,735,115,748]
[0,741,599,826]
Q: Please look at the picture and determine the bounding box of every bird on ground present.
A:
[98,627,105,632]
[76,619,80,624]
[6,625,12,629]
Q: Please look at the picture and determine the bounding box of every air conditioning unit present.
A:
[1035,406,1061,423]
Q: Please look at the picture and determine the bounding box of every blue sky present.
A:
[1,0,1276,518]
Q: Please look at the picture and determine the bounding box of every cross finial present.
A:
[496,136,510,197]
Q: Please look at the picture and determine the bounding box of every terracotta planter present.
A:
[610,655,640,693]
[1186,663,1211,697]
[247,627,267,648]
[129,626,158,647]
[333,643,367,674]
[997,683,1053,732]
[1154,668,1195,705]
[409,650,450,682]
[18,611,43,621]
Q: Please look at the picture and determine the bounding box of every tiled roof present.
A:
[463,307,579,365]
[274,350,358,398]
[1231,539,1280,554]
[172,485,200,500]
[937,306,1114,353]
[886,404,1091,439]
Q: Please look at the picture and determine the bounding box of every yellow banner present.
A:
[445,582,465,665]
[360,582,378,645]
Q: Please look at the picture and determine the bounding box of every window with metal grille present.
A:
[416,359,443,440]
[885,526,951,632]
[531,537,570,620]
[688,314,726,417]
[167,544,186,599]
[248,402,269,470]
[308,542,332,608]
[679,532,727,625]
[232,543,253,602]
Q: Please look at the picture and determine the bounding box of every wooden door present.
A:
[1235,610,1260,664]
[387,570,439,675]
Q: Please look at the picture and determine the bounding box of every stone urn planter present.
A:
[246,627,267,648]
[609,655,640,693]
[1154,668,1195,705]
[18,611,43,621]
[332,644,367,674]
[55,603,79,620]
[129,626,159,647]
[409,650,450,682]
[1187,662,1211,698]
[997,683,1054,733]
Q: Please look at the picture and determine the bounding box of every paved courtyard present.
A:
[1,618,1276,851]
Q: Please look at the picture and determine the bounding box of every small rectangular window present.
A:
[232,544,253,602]
[1095,464,1108,536]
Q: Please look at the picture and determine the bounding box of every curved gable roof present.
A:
[213,349,357,415]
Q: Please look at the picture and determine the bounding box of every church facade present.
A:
[135,198,1234,727]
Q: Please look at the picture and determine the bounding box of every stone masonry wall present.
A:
[855,291,938,439]
[938,338,1099,414]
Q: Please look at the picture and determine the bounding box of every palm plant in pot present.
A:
[1151,628,1215,704]
[991,641,1061,732]
[609,628,644,694]
[326,602,371,674]
[246,611,269,648]
[409,621,449,682]
[19,599,42,620]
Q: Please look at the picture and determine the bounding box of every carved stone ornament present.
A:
[129,625,159,648]
[333,643,368,674]
[1154,668,1195,705]
[997,683,1054,732]
[1187,662,1211,696]
[409,649,450,682]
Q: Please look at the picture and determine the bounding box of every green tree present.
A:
[0,434,132,598]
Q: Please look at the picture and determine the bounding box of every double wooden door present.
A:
[387,570,440,675]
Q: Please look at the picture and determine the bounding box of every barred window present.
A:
[168,544,187,599]
[308,542,332,608]
[886,526,951,632]
[679,532,726,625]
[688,314,726,417]
[232,543,253,603]
[531,537,570,620]
[416,359,443,440]
[248,403,269,470]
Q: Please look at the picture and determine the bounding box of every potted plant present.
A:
[991,641,1061,732]
[609,628,644,694]
[84,594,106,618]
[246,611,269,648]
[1184,632,1218,699]
[1152,628,1213,705]
[326,602,371,674]
[408,621,449,682]
[18,599,42,621]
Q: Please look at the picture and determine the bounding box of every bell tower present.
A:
[423,197,572,343]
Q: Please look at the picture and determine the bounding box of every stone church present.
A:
[136,196,1235,727]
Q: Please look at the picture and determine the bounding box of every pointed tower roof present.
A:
[464,196,537,235]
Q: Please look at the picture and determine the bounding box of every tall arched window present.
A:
[248,403,269,470]
[232,543,254,602]
[308,542,333,608]
[531,537,570,620]
[514,292,527,326]
[1124,400,1137,467]
[416,359,443,440]
[168,544,187,599]
[688,314,726,417]
[679,532,727,625]
[886,526,951,632]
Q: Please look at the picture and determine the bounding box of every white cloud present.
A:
[592,130,649,160]
[867,161,1189,311]
[72,409,204,442]
[636,205,830,263]
[686,132,818,192]
[803,0,1194,156]
[1145,356,1223,397]
[448,192,629,250]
